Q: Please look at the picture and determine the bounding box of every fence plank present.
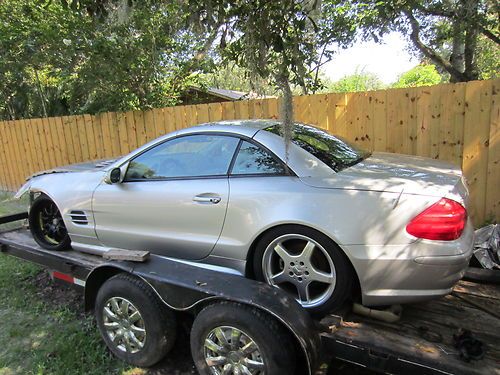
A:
[152,108,166,138]
[327,93,347,137]
[196,104,209,124]
[7,121,24,183]
[0,123,14,190]
[485,82,499,221]
[47,116,64,166]
[439,84,459,164]
[221,101,236,121]
[68,115,82,162]
[28,119,44,173]
[415,87,432,157]
[96,113,111,158]
[370,90,387,152]
[106,112,121,157]
[125,111,138,151]
[116,112,129,155]
[8,120,24,187]
[54,116,70,165]
[463,80,492,225]
[208,102,223,122]
[133,110,147,147]
[143,109,156,142]
[407,88,419,156]
[92,114,105,159]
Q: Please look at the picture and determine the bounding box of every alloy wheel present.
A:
[262,234,336,308]
[204,326,264,375]
[102,297,147,354]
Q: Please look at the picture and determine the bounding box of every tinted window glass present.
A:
[125,135,239,179]
[231,141,285,175]
[264,124,370,172]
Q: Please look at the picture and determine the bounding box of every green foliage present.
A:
[476,36,500,80]
[184,0,360,140]
[325,0,500,83]
[392,64,442,88]
[200,64,277,96]
[0,0,212,120]
[322,70,385,93]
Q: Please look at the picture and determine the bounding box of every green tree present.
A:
[322,70,385,93]
[476,35,500,79]
[183,0,359,147]
[392,64,443,88]
[200,64,277,96]
[325,0,500,82]
[0,0,213,120]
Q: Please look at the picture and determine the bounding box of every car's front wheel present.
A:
[253,225,353,316]
[29,194,71,251]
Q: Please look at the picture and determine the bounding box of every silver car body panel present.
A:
[17,119,474,306]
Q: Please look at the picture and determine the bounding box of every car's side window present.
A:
[231,141,286,175]
[125,135,239,180]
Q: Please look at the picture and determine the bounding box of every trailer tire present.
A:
[191,302,295,375]
[95,273,176,367]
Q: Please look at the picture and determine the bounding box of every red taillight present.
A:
[406,198,466,241]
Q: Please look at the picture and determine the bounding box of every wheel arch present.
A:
[84,265,130,312]
[245,223,362,300]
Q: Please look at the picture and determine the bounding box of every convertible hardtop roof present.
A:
[198,119,281,129]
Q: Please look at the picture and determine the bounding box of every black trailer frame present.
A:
[1,212,499,375]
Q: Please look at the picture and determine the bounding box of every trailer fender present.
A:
[84,257,321,375]
[84,263,134,311]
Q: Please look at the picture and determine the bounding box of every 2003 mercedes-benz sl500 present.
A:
[16,120,474,315]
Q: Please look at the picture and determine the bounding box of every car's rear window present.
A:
[264,123,370,172]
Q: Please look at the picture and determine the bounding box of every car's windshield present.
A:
[264,123,371,172]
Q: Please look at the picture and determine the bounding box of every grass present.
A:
[0,193,134,375]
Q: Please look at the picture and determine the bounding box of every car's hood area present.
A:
[300,152,464,198]
[28,159,117,179]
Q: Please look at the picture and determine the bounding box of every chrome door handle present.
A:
[193,196,221,204]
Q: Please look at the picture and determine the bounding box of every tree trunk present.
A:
[449,21,465,83]
[277,68,294,163]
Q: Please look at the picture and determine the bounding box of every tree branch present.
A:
[404,9,466,82]
[478,24,500,45]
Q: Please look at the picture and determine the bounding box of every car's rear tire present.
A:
[190,302,295,375]
[253,225,353,316]
[29,194,71,251]
[95,273,177,367]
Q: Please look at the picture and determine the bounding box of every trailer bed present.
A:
[322,281,500,374]
[1,226,499,375]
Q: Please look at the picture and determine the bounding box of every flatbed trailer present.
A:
[1,213,499,375]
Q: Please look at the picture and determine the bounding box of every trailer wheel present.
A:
[95,273,176,367]
[191,302,295,375]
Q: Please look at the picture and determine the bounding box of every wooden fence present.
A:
[0,79,498,225]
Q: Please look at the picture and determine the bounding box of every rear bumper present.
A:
[344,220,474,306]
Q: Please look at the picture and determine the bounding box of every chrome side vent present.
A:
[70,210,88,225]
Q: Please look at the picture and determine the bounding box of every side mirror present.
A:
[110,168,122,183]
[105,167,123,184]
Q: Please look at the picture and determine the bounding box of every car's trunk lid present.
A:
[300,152,467,202]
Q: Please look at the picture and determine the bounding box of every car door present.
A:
[92,133,240,260]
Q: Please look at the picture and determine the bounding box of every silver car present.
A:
[16,120,474,315]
